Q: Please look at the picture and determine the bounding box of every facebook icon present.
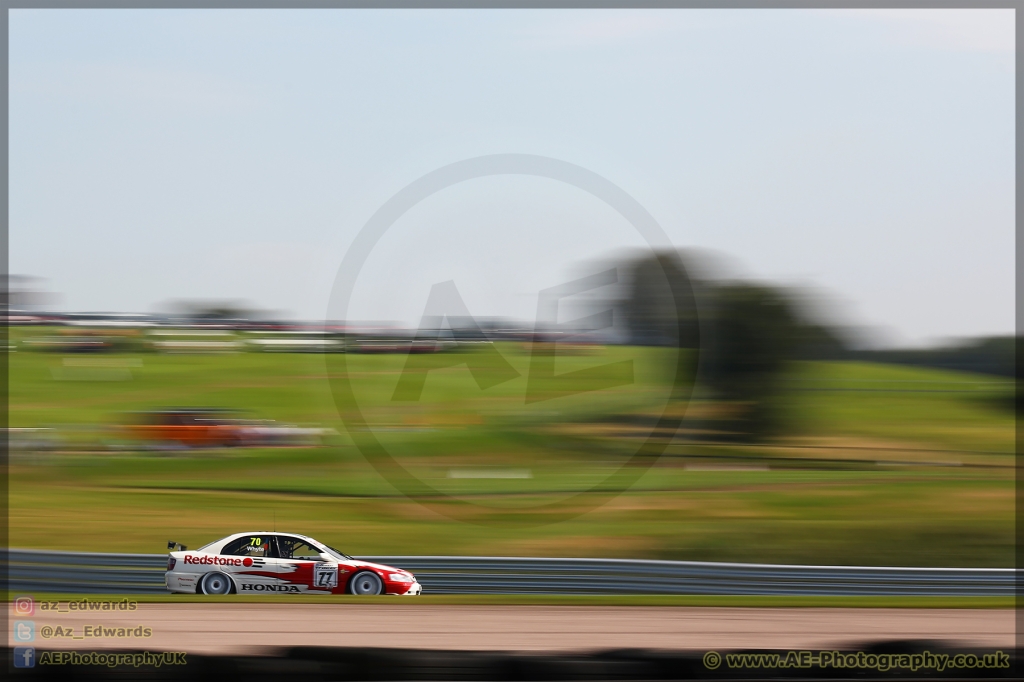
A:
[13,647,35,668]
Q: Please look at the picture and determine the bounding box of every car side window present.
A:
[275,536,325,561]
[221,536,270,557]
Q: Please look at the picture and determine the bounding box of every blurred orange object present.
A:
[123,408,247,449]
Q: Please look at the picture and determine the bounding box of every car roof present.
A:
[196,531,322,552]
[221,531,318,542]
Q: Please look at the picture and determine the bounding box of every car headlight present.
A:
[389,573,414,583]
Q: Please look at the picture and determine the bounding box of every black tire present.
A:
[200,572,234,595]
[349,571,383,595]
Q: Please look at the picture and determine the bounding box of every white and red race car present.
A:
[164,532,422,596]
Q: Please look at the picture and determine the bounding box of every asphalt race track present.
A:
[10,603,1014,654]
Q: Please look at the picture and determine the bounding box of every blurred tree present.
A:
[619,251,701,406]
[701,283,802,440]
[619,250,1016,440]
[160,299,270,324]
[619,253,816,441]
[622,252,700,350]
[851,336,1015,378]
[791,321,850,361]
[187,303,252,321]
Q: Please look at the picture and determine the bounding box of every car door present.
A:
[218,535,276,593]
[267,535,340,593]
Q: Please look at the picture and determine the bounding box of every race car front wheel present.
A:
[349,571,383,595]
[200,572,234,595]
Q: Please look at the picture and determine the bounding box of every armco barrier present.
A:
[3,549,1015,596]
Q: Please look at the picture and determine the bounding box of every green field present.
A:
[8,328,1014,568]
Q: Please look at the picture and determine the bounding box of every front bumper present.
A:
[394,581,422,595]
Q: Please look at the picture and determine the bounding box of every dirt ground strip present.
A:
[10,604,1015,655]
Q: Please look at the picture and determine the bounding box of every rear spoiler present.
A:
[167,541,187,551]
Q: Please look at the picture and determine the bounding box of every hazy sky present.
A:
[10,9,1014,346]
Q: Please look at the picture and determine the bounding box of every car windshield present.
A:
[322,544,354,561]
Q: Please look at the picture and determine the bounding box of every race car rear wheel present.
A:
[200,572,234,595]
[349,571,383,595]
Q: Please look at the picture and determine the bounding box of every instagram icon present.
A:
[13,596,34,617]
